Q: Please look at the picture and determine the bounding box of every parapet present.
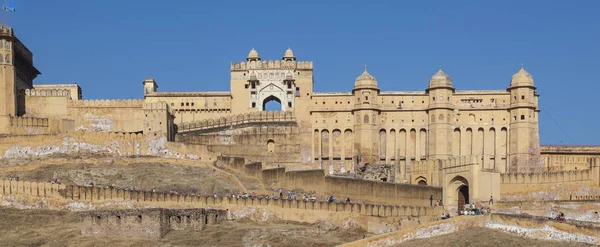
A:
[0,25,13,37]
[500,168,593,184]
[8,116,49,127]
[68,99,144,108]
[25,88,71,98]
[178,110,296,133]
[231,60,313,71]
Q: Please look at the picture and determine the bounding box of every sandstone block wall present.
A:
[80,208,226,238]
[176,112,301,165]
[0,131,218,161]
[218,156,443,207]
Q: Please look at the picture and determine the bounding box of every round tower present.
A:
[426,67,455,159]
[352,66,380,166]
[507,65,540,172]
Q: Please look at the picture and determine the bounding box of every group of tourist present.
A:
[460,202,492,215]
[7,175,19,181]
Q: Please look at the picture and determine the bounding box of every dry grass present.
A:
[393,227,595,247]
[0,207,367,247]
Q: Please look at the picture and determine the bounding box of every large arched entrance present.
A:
[263,95,282,111]
[458,185,469,211]
[448,175,469,213]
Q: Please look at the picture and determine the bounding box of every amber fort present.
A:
[2,24,600,245]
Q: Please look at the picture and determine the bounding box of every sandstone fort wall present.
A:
[0,178,440,234]
[176,111,301,165]
[218,156,443,207]
[24,95,146,133]
[0,131,217,161]
[80,208,226,239]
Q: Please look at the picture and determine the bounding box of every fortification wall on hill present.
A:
[499,161,600,201]
[24,96,146,133]
[0,179,440,233]
[80,208,226,239]
[218,156,443,207]
[0,131,217,161]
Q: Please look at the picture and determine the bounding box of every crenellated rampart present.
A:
[0,178,440,234]
[9,116,48,127]
[500,169,593,184]
[177,110,295,133]
[0,115,74,135]
[499,158,600,201]
[25,88,71,98]
[68,99,144,108]
[218,156,442,207]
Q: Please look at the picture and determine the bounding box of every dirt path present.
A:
[205,160,248,193]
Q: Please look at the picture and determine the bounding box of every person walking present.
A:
[489,196,494,205]
[430,195,433,208]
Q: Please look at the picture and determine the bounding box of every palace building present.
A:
[1,25,599,211]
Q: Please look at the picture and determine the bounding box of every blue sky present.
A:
[2,1,599,145]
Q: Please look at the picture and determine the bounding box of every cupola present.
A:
[283,47,296,61]
[246,48,260,61]
[353,66,379,91]
[509,65,535,89]
[427,66,453,90]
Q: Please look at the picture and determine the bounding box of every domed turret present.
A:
[283,47,296,61]
[428,66,453,90]
[247,48,260,61]
[353,66,378,90]
[509,65,535,88]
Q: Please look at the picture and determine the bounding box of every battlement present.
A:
[25,88,71,98]
[178,110,296,133]
[500,168,593,184]
[0,25,13,37]
[8,116,49,127]
[231,60,313,71]
[68,99,144,108]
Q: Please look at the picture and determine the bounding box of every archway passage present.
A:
[458,185,469,211]
[418,180,427,185]
[263,95,282,111]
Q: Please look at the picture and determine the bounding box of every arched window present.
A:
[363,114,369,124]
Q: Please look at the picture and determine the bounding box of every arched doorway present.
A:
[458,185,469,211]
[263,95,281,111]
[415,176,427,185]
[418,180,427,185]
[449,176,469,213]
